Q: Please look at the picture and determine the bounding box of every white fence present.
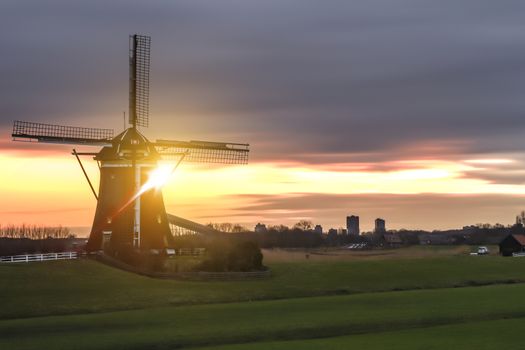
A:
[0,252,78,263]
[166,248,206,256]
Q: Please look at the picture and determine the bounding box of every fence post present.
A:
[0,251,79,264]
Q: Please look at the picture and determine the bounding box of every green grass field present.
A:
[1,246,524,349]
[194,318,525,350]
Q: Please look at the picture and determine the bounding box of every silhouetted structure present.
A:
[314,225,323,234]
[375,218,386,233]
[346,215,360,235]
[380,233,403,248]
[499,234,525,256]
[12,34,249,255]
[254,223,267,233]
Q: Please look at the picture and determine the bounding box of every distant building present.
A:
[314,225,323,234]
[380,233,403,248]
[375,218,386,233]
[346,215,360,235]
[254,223,267,233]
[339,228,347,235]
[499,234,525,256]
[326,228,339,246]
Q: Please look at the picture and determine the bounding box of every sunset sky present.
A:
[2,1,525,233]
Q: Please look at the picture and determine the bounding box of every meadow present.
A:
[1,246,524,349]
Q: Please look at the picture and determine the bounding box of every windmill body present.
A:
[87,127,173,252]
[11,34,249,253]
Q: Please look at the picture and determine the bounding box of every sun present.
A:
[144,164,176,191]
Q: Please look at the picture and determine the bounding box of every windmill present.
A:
[12,34,249,253]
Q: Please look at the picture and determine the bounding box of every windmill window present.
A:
[102,231,112,245]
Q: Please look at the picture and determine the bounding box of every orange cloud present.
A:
[2,150,525,231]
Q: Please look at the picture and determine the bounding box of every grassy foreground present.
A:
[1,249,525,319]
[2,283,525,349]
[195,318,525,350]
[2,247,525,349]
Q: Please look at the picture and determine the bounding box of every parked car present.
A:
[477,246,489,255]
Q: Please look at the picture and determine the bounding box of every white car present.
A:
[477,246,489,255]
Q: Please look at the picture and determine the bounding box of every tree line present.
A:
[203,217,525,248]
[0,224,73,239]
[198,220,333,249]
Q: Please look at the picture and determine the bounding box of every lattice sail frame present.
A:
[11,34,250,165]
[155,140,249,164]
[12,120,114,145]
[129,34,151,128]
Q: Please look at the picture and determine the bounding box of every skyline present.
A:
[2,1,525,231]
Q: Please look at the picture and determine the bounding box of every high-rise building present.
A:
[346,215,360,235]
[375,218,386,233]
[314,225,323,234]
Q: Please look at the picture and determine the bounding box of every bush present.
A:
[110,245,167,272]
[196,239,264,272]
[197,239,230,272]
[145,252,168,272]
[227,241,263,272]
[112,244,144,267]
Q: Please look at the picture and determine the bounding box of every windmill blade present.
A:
[12,120,113,146]
[129,34,151,128]
[154,139,249,164]
[167,213,223,236]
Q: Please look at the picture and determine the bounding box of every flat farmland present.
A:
[1,246,523,349]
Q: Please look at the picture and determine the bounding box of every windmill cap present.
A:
[95,127,159,161]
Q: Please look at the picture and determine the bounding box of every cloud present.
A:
[1,0,525,165]
[461,155,525,185]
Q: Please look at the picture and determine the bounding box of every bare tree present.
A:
[232,224,248,233]
[268,224,289,232]
[294,220,313,231]
[516,211,525,225]
[0,225,73,239]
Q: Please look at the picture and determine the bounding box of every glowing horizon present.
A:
[1,149,525,233]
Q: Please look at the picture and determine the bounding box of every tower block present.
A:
[86,128,173,252]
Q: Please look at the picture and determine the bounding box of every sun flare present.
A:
[143,164,176,192]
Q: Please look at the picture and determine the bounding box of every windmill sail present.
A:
[12,120,113,146]
[154,139,249,164]
[11,34,251,254]
[129,34,151,128]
